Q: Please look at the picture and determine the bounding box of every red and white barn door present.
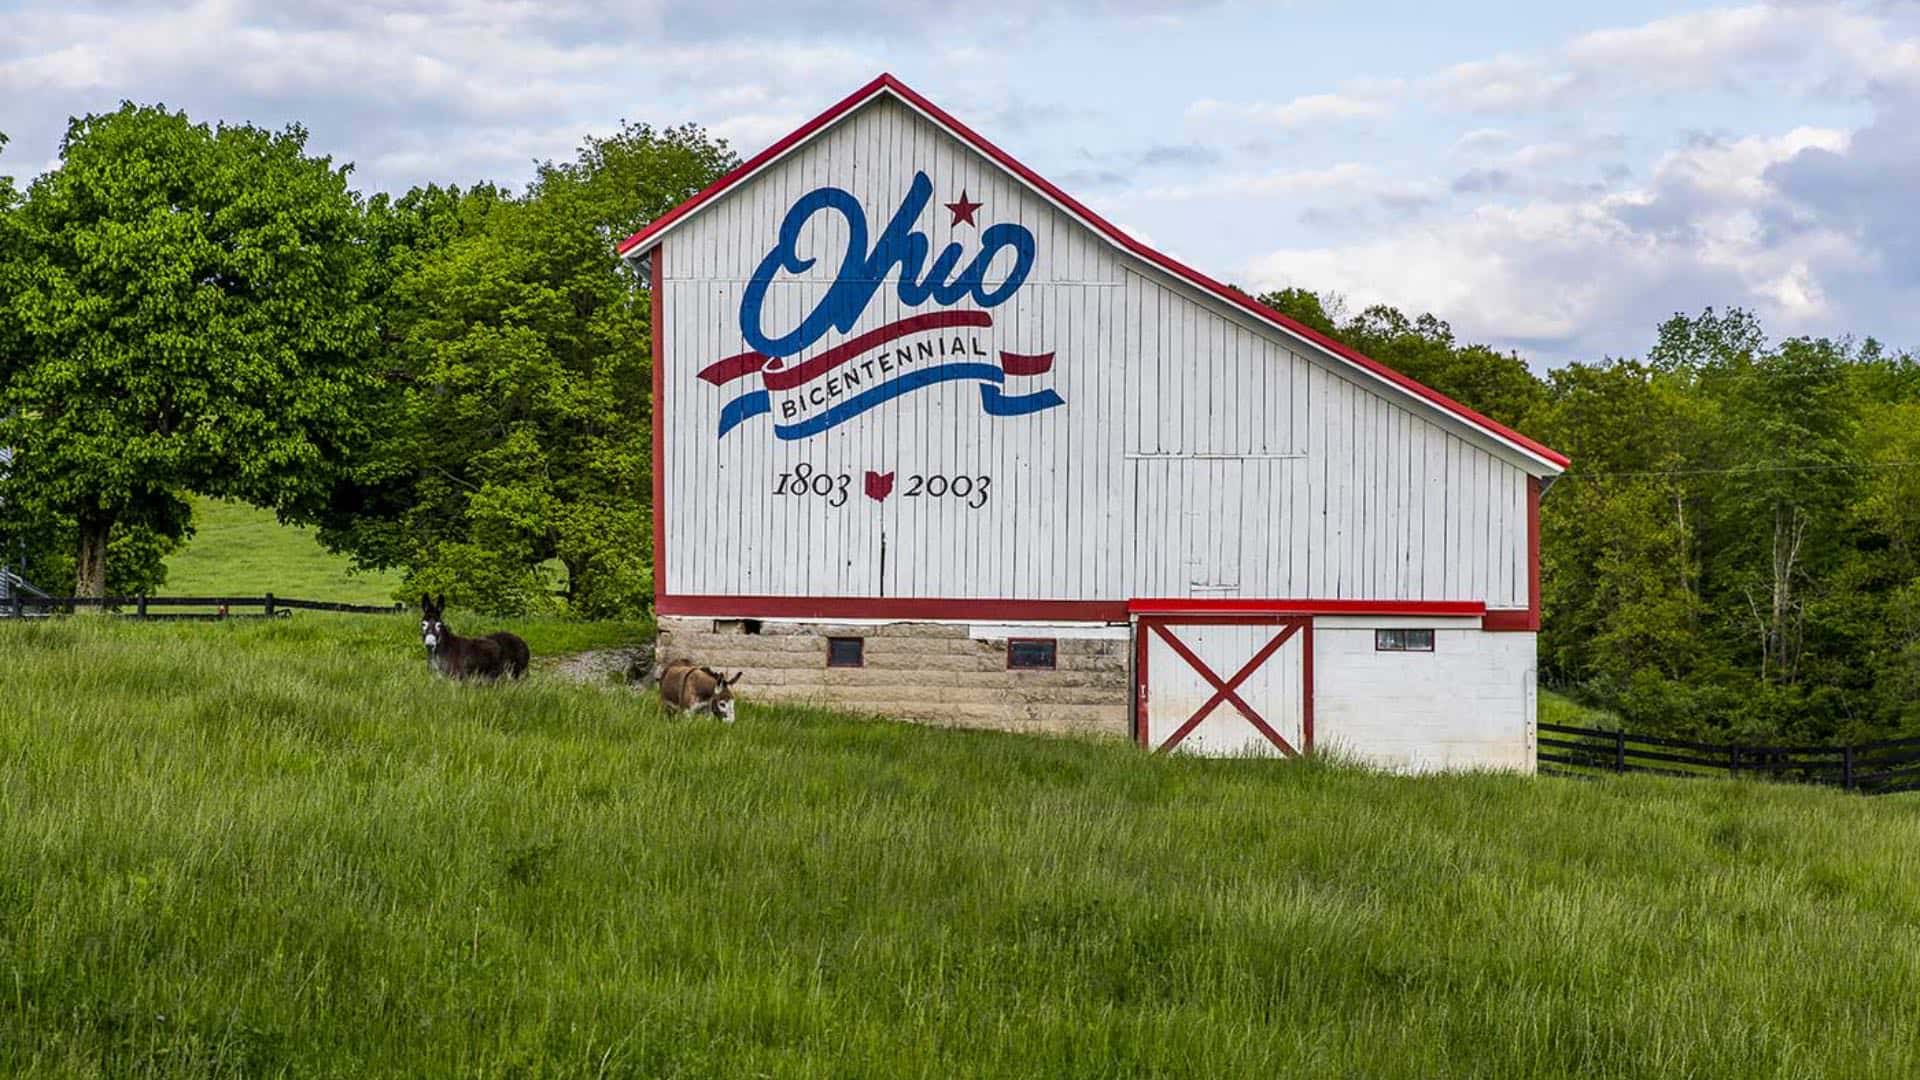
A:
[1134,615,1313,756]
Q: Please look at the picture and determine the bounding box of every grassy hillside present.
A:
[4,617,1919,1076]
[1540,688,1619,728]
[164,497,403,604]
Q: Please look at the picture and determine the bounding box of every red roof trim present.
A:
[657,595,1493,621]
[617,73,1570,472]
[656,595,1127,621]
[1127,598,1486,617]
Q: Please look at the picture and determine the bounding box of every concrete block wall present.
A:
[655,616,1130,737]
[1311,617,1537,774]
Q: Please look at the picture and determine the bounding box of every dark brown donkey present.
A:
[420,594,529,680]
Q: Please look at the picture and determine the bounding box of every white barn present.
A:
[622,75,1568,772]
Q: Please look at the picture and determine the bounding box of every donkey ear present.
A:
[421,593,432,612]
[727,672,743,686]
[435,593,446,610]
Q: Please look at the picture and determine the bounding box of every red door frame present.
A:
[1133,613,1314,755]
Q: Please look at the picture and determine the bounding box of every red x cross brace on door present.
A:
[1143,619,1308,755]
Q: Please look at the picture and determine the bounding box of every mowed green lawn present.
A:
[4,618,1920,1076]
[163,498,403,605]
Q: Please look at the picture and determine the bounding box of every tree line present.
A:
[4,103,1917,740]
[0,105,735,618]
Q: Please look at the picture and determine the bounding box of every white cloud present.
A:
[705,111,810,150]
[1426,3,1914,115]
[0,0,620,124]
[1137,162,1394,201]
[1638,126,1847,210]
[1186,90,1392,131]
[1185,4,1914,139]
[1157,3,1920,359]
[0,0,897,189]
[1243,124,1870,358]
[656,0,1223,39]
[1428,55,1573,112]
[1499,135,1625,171]
[1562,4,1829,90]
[1452,127,1515,153]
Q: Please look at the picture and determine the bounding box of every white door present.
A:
[1135,616,1311,756]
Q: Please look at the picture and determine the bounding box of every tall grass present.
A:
[4,617,1919,1076]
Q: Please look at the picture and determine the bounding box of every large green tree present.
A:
[318,122,735,617]
[0,105,376,597]
[1851,398,1920,732]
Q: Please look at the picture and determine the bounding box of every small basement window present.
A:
[827,636,865,668]
[1375,629,1436,652]
[1007,638,1058,670]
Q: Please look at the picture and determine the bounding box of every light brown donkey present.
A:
[659,659,743,722]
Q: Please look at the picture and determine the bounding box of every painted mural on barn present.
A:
[696,171,1065,441]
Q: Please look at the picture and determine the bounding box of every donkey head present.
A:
[420,593,449,654]
[704,667,744,723]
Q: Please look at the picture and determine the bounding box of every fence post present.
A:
[136,595,148,618]
[264,592,275,617]
[1843,745,1855,792]
[10,590,21,618]
[1615,730,1627,773]
[1730,745,1741,780]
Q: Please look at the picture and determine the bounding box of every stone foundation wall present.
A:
[655,616,1130,737]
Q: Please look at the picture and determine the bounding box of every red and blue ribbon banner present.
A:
[701,313,1064,439]
[705,171,1065,440]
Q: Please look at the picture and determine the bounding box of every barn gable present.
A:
[626,75,1565,622]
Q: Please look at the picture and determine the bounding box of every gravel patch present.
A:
[540,640,656,689]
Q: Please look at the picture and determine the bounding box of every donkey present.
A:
[420,594,530,680]
[659,658,742,722]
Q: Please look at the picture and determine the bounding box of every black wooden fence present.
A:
[1540,721,1920,795]
[5,593,403,619]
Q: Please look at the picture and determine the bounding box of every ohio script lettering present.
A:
[696,171,1066,441]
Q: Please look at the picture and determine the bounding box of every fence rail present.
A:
[1540,721,1920,795]
[5,593,403,619]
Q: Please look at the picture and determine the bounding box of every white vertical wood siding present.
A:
[659,95,1532,608]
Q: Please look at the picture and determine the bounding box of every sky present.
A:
[3,0,1917,366]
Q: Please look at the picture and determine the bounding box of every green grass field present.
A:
[164,498,403,605]
[1539,688,1618,728]
[5,616,1919,1076]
